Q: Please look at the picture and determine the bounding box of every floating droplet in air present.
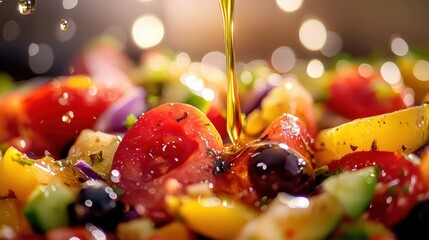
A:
[60,19,68,31]
[17,0,37,15]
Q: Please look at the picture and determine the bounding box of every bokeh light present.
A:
[2,20,20,41]
[413,60,429,81]
[380,61,402,85]
[299,18,327,51]
[62,0,78,10]
[306,59,324,78]
[391,37,409,56]
[276,0,303,13]
[271,46,296,73]
[28,43,54,74]
[321,31,342,57]
[358,63,374,78]
[131,14,164,49]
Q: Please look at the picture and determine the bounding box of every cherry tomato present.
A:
[326,65,407,119]
[21,76,124,158]
[112,103,223,223]
[328,151,427,227]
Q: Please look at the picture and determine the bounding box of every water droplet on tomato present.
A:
[110,169,120,183]
[58,92,69,105]
[62,111,74,123]
[17,0,36,15]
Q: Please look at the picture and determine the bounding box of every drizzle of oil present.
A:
[218,0,242,148]
[60,18,69,31]
[17,0,37,15]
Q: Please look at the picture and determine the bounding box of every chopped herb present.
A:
[401,185,410,194]
[112,185,125,196]
[123,114,138,129]
[12,156,34,166]
[371,140,378,151]
[176,111,189,122]
[89,151,104,165]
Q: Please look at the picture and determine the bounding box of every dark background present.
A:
[1,0,429,81]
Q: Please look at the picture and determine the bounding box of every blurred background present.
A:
[1,0,429,82]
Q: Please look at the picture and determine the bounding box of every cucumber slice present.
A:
[322,166,379,220]
[238,192,344,240]
[24,183,76,234]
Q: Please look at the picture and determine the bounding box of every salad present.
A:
[0,37,429,240]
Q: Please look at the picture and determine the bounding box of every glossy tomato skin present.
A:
[328,151,427,227]
[21,76,124,158]
[259,113,314,162]
[112,103,223,223]
[326,66,407,120]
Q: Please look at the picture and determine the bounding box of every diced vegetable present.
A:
[315,104,429,165]
[238,192,344,240]
[0,147,79,202]
[93,87,147,133]
[116,218,155,240]
[0,147,39,201]
[0,198,32,236]
[323,166,379,219]
[244,76,317,139]
[169,196,256,240]
[66,129,121,178]
[24,183,76,234]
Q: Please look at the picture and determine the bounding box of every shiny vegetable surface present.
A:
[315,104,429,165]
[111,103,223,223]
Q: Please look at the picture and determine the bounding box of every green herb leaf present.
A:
[123,114,138,129]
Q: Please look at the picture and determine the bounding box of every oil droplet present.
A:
[61,111,74,123]
[17,0,37,15]
[60,18,68,31]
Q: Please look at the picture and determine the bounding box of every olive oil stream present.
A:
[218,0,243,148]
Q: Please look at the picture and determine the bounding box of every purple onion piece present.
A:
[241,85,274,115]
[74,160,104,181]
[94,87,147,133]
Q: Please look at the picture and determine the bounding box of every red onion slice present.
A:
[94,87,147,133]
[74,160,104,181]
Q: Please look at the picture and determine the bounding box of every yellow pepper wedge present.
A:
[168,196,256,240]
[0,147,79,202]
[0,147,39,201]
[314,104,429,166]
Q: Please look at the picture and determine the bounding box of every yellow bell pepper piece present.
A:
[0,147,39,201]
[175,196,256,240]
[0,147,76,202]
[315,104,429,166]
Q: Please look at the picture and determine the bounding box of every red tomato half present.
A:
[326,65,407,119]
[328,151,427,227]
[112,103,223,223]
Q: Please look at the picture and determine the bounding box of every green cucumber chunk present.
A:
[322,166,379,220]
[24,183,76,234]
[238,192,344,240]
